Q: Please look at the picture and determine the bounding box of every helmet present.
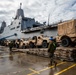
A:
[49,37,53,41]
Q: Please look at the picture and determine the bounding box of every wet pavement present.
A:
[0,46,76,75]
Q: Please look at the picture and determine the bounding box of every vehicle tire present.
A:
[42,41,48,48]
[61,38,71,47]
[29,42,34,48]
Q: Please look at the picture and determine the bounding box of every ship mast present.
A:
[15,3,24,19]
[20,3,22,9]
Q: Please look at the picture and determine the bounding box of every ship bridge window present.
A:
[10,27,15,30]
[17,26,20,28]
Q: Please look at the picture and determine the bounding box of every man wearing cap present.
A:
[48,37,57,67]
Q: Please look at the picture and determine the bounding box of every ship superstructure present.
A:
[0,3,57,40]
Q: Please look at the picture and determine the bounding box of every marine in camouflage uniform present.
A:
[48,37,57,67]
[9,41,13,52]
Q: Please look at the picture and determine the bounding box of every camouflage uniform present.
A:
[48,41,57,66]
[9,41,13,52]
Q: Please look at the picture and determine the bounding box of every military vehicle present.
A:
[29,35,50,48]
[19,38,29,48]
[56,19,76,47]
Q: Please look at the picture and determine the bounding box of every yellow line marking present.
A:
[55,64,76,75]
[27,62,66,75]
[27,72,36,75]
[29,68,40,74]
[39,62,66,72]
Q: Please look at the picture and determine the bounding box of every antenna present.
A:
[20,3,22,9]
[48,13,50,26]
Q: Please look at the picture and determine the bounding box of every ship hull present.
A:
[0,27,57,40]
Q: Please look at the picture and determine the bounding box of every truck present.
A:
[56,19,76,47]
[29,35,50,48]
[19,38,29,48]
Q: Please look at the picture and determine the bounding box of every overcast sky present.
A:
[0,0,76,26]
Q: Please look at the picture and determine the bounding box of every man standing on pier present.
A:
[9,41,13,52]
[48,37,57,67]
